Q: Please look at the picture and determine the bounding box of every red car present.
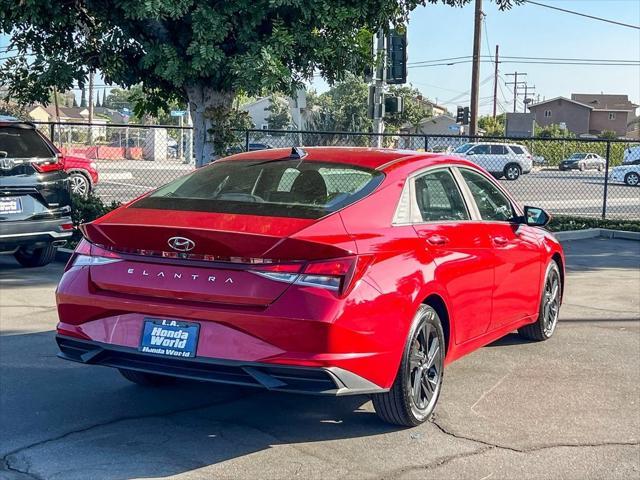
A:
[60,153,99,197]
[55,147,564,426]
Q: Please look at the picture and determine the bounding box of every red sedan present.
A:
[55,147,564,426]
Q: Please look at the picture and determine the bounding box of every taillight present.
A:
[32,159,63,173]
[250,256,374,296]
[65,238,123,271]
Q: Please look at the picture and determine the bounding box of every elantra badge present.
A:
[167,236,195,252]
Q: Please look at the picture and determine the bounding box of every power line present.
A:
[523,0,640,30]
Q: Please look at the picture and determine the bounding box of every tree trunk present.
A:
[186,85,234,167]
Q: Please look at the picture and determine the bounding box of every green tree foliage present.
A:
[598,129,618,140]
[79,87,87,108]
[478,114,505,136]
[0,0,519,165]
[385,84,431,133]
[307,74,372,132]
[265,94,292,130]
[535,123,574,139]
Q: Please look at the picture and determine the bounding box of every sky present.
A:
[2,0,639,116]
[310,0,640,115]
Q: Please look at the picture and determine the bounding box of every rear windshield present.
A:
[0,127,53,158]
[133,159,384,219]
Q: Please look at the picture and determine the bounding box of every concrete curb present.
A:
[554,228,640,242]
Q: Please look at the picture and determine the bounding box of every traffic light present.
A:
[386,29,407,85]
[456,106,470,125]
[384,95,404,114]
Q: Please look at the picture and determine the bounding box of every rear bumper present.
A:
[0,216,72,248]
[56,335,386,396]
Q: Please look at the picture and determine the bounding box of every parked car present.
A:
[0,121,73,267]
[609,159,640,186]
[558,153,605,172]
[56,146,564,427]
[454,142,533,180]
[623,144,640,164]
[62,154,99,197]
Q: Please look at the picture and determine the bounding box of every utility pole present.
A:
[88,71,94,144]
[518,83,536,112]
[372,28,387,147]
[492,44,499,119]
[469,0,483,136]
[505,72,527,113]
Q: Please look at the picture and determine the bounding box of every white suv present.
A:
[454,142,533,180]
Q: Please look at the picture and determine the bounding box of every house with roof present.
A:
[528,94,638,137]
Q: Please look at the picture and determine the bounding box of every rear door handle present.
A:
[423,234,449,246]
[492,236,509,246]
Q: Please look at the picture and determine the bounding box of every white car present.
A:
[453,142,533,181]
[609,160,640,186]
[623,145,640,164]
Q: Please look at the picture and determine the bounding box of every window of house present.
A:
[544,110,552,118]
[609,113,616,121]
[261,123,269,130]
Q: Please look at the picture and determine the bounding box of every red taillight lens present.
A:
[32,160,63,173]
[64,238,122,271]
[298,256,374,295]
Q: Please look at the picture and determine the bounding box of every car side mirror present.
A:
[466,151,475,156]
[0,151,7,159]
[522,206,550,227]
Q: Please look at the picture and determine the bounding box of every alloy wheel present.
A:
[506,166,520,180]
[542,269,561,336]
[625,173,639,186]
[70,173,90,196]
[408,318,442,415]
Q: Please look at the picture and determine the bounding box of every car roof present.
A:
[220,147,432,170]
[219,146,482,177]
[0,121,36,129]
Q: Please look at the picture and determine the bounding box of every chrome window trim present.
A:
[392,164,478,226]
[454,166,522,222]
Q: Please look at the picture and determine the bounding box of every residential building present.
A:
[528,93,638,137]
[401,114,458,136]
[242,90,307,131]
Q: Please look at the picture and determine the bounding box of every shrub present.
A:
[69,193,121,246]
[548,215,640,232]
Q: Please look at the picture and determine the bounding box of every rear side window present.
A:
[490,145,507,155]
[414,170,469,222]
[510,146,524,154]
[133,159,384,219]
[0,127,53,158]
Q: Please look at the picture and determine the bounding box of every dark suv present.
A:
[0,122,72,267]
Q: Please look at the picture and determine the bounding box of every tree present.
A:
[478,114,505,136]
[0,0,519,166]
[265,94,292,130]
[535,123,573,139]
[384,84,431,133]
[79,87,87,108]
[598,130,618,140]
[306,73,371,132]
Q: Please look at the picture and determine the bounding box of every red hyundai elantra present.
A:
[56,147,564,426]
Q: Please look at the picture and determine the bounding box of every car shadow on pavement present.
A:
[0,256,63,288]
[1,330,403,480]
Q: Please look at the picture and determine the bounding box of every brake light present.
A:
[32,159,63,173]
[250,256,374,295]
[65,238,123,271]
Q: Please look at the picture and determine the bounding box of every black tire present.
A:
[624,172,640,186]
[69,172,92,197]
[518,261,561,341]
[118,368,177,387]
[14,244,57,268]
[372,305,445,427]
[503,163,521,181]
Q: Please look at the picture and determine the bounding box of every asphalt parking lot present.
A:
[95,161,640,219]
[1,237,639,480]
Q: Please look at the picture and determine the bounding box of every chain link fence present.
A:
[34,122,639,220]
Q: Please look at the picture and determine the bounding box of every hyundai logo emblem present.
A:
[167,236,195,252]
